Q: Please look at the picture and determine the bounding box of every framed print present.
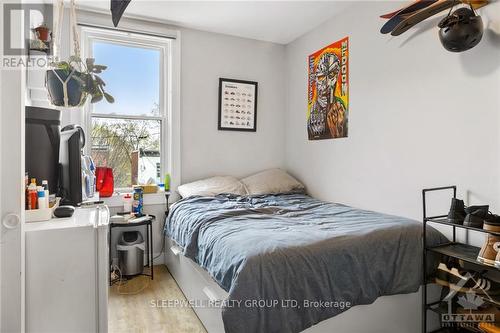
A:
[307,36,349,140]
[218,78,258,132]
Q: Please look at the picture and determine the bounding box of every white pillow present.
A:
[177,176,247,198]
[241,169,304,195]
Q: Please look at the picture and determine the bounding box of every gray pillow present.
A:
[241,169,304,195]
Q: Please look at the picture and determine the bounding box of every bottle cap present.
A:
[42,180,48,184]
[31,178,36,184]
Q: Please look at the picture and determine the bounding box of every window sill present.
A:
[100,190,169,208]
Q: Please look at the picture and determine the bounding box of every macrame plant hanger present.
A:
[49,0,83,108]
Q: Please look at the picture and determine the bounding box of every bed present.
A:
[164,192,445,333]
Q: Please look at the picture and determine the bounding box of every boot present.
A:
[464,205,490,228]
[448,198,466,225]
[478,220,500,267]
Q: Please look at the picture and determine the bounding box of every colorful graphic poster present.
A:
[307,37,349,140]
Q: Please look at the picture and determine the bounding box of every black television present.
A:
[25,106,61,194]
[58,125,85,206]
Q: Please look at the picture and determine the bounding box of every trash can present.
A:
[117,231,145,276]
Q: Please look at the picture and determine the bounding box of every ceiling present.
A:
[78,1,351,44]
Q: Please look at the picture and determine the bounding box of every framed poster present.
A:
[218,78,258,132]
[307,36,349,140]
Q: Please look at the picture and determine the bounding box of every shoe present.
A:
[486,214,500,225]
[479,323,500,333]
[448,198,466,225]
[464,205,490,228]
[494,252,500,270]
[436,262,500,295]
[478,220,500,267]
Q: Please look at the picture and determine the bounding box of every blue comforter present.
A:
[165,193,445,333]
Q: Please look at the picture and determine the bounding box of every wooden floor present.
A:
[109,265,207,333]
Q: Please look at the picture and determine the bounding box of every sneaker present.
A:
[486,214,500,225]
[448,198,466,225]
[436,262,500,295]
[464,205,490,228]
[479,220,500,267]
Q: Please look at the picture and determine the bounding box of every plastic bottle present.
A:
[164,173,171,191]
[123,193,133,213]
[28,179,38,210]
[42,180,49,207]
[25,173,29,210]
[37,186,47,209]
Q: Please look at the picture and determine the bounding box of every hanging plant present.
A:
[47,56,114,106]
[46,0,114,107]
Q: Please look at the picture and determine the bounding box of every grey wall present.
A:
[180,28,286,183]
[285,1,500,220]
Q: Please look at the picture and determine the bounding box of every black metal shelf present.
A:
[421,185,500,333]
[426,242,500,273]
[426,243,482,267]
[425,217,500,237]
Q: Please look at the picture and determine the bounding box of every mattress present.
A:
[165,193,445,333]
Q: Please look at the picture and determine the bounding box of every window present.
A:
[82,27,171,189]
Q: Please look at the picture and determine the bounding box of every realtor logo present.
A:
[3,3,53,56]
[441,272,495,329]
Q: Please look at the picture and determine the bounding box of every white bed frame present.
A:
[165,237,436,333]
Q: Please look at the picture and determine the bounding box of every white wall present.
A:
[180,28,286,182]
[285,1,500,220]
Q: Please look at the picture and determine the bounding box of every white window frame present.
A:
[80,26,171,191]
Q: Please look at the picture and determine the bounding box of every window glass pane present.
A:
[91,118,161,188]
[92,41,161,117]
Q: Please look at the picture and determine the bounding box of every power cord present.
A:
[152,208,168,261]
[110,263,150,295]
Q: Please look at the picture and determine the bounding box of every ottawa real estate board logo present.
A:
[441,272,496,330]
[2,3,53,68]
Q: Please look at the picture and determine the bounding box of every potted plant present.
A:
[33,24,51,42]
[46,56,114,107]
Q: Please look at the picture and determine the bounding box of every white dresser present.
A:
[25,206,109,333]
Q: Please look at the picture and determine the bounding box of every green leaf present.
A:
[69,55,81,63]
[104,92,115,103]
[92,65,107,73]
[53,61,69,69]
[94,75,105,86]
[86,58,95,68]
[91,94,103,103]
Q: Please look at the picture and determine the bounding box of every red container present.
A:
[96,167,114,197]
[29,189,38,210]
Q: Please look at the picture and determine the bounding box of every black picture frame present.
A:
[218,78,258,132]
